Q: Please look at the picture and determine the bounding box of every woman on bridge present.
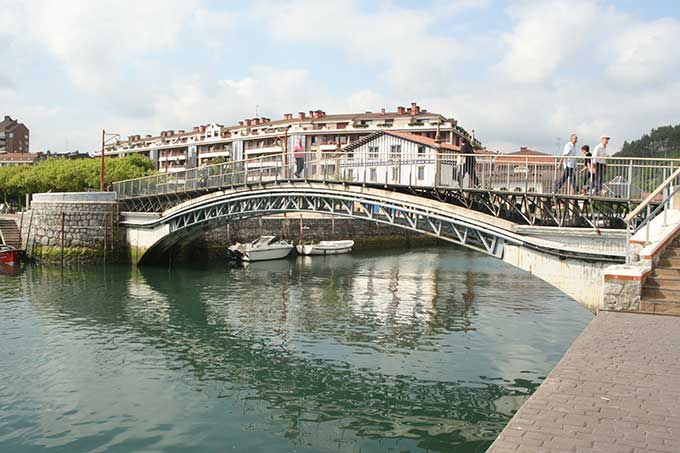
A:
[293,139,305,178]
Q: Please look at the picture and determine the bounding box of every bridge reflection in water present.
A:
[4,248,593,452]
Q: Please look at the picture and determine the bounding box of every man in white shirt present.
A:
[554,134,578,193]
[591,135,610,195]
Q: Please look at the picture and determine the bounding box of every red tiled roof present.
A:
[0,152,38,162]
[385,131,461,152]
[496,147,554,163]
[0,153,38,163]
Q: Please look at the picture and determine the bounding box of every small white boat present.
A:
[296,240,354,256]
[228,236,294,262]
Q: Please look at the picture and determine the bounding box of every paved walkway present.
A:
[488,311,680,453]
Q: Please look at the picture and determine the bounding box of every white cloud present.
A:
[24,0,198,92]
[256,0,474,95]
[1,0,679,157]
[495,0,611,84]
[606,18,680,86]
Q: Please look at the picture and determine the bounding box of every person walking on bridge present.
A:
[457,138,479,188]
[293,139,305,178]
[554,134,578,193]
[578,144,594,194]
[592,135,610,195]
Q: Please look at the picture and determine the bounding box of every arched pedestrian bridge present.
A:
[113,151,680,310]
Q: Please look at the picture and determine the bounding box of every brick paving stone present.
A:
[488,312,680,452]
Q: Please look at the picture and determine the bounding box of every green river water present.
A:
[0,247,592,452]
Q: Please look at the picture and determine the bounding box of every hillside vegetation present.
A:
[615,124,680,158]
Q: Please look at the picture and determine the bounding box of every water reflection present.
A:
[0,248,593,452]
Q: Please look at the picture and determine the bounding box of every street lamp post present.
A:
[100,129,120,191]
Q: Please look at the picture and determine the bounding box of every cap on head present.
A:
[601,135,611,140]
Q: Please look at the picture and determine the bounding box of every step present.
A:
[641,286,680,300]
[644,277,680,290]
[661,248,680,258]
[640,299,680,315]
[653,268,680,278]
[656,257,680,268]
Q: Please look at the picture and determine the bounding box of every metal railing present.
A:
[623,167,680,263]
[113,151,680,204]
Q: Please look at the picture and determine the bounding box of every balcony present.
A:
[245,145,283,155]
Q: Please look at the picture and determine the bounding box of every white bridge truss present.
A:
[157,188,518,258]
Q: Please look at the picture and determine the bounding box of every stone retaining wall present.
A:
[173,215,440,263]
[200,216,429,246]
[22,193,121,263]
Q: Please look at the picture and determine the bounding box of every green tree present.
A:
[615,124,680,158]
[0,155,156,205]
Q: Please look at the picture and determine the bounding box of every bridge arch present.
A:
[121,182,621,311]
[124,182,521,263]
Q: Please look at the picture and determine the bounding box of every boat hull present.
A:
[0,248,19,266]
[296,240,354,256]
[242,246,293,262]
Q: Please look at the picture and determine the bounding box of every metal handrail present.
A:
[625,167,680,223]
[624,167,680,263]
[112,151,680,214]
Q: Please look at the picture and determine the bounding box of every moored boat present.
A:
[0,244,20,266]
[296,240,354,256]
[227,236,294,262]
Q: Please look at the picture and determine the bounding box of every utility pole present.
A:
[100,130,120,191]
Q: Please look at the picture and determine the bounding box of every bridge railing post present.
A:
[524,157,528,193]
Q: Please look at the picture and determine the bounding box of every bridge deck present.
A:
[488,311,680,452]
[118,178,639,229]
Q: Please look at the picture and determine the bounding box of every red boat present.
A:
[0,244,20,266]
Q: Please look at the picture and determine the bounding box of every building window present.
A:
[368,146,379,159]
[311,165,317,174]
[346,169,354,180]
[418,146,426,154]
[417,166,425,181]
[347,151,354,159]
[311,136,317,145]
[369,168,377,181]
[391,167,398,181]
[390,145,401,155]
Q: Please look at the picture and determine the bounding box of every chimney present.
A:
[3,115,10,121]
[193,126,200,132]
[380,108,386,115]
[410,102,418,115]
[298,112,306,119]
[520,146,527,152]
[317,110,325,118]
[397,106,405,114]
[284,113,293,120]
[238,121,244,126]
[178,130,185,134]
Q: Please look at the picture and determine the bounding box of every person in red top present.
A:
[293,139,305,178]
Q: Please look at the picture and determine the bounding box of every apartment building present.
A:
[0,115,30,153]
[105,103,480,175]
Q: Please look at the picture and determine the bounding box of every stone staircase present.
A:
[641,239,680,314]
[0,218,21,249]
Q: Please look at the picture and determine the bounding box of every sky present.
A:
[0,0,679,155]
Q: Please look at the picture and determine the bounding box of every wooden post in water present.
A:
[299,214,303,243]
[60,212,65,267]
[103,213,108,263]
[25,210,34,257]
